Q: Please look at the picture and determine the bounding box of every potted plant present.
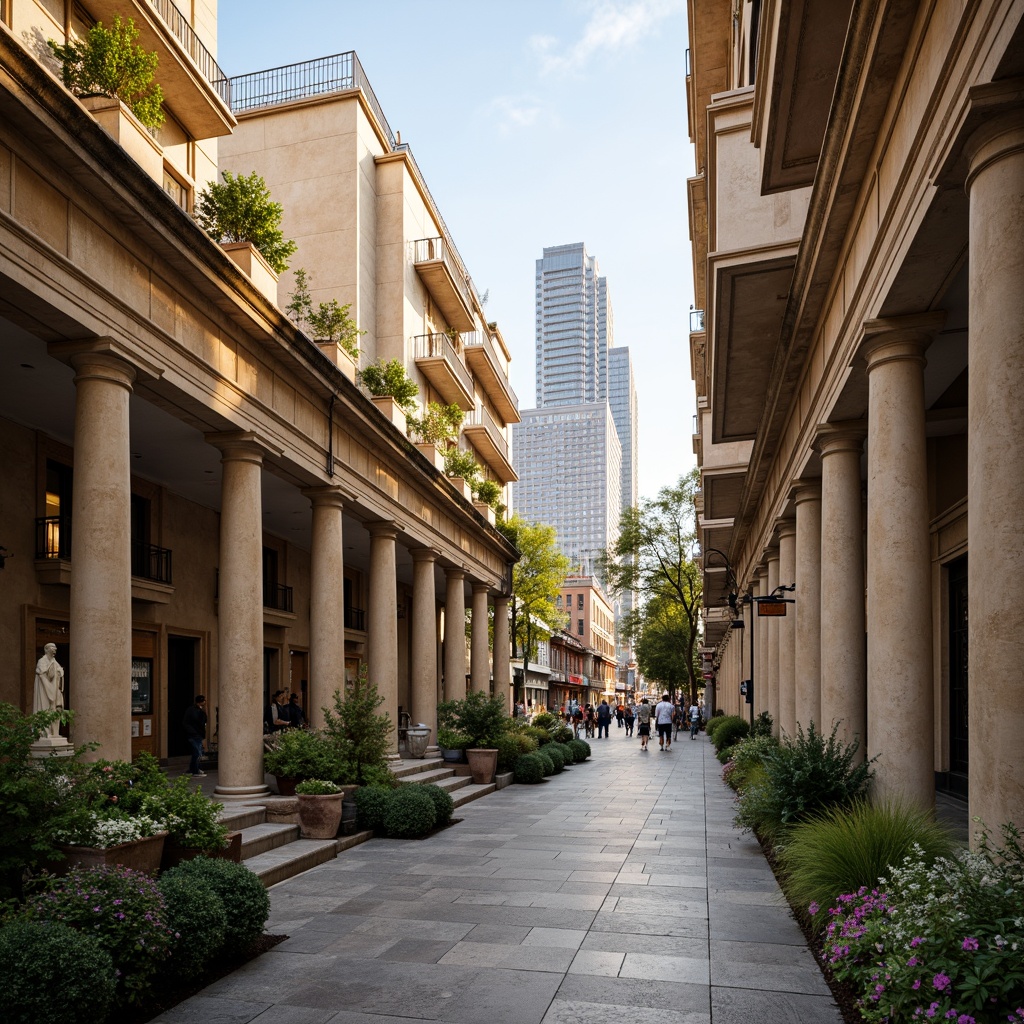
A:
[56,812,168,876]
[407,401,463,468]
[140,777,238,869]
[358,359,419,431]
[263,727,343,795]
[436,729,470,764]
[286,268,363,378]
[443,447,481,500]
[321,670,394,788]
[438,691,508,784]
[295,779,343,839]
[473,479,502,524]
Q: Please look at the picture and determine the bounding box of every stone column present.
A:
[816,424,867,756]
[470,583,490,693]
[864,315,943,807]
[67,350,136,761]
[766,549,780,734]
[368,523,400,759]
[492,596,511,699]
[964,103,1024,834]
[794,483,822,732]
[209,433,270,798]
[757,568,769,721]
[411,548,439,750]
[444,568,467,701]
[303,487,345,731]
[777,520,797,740]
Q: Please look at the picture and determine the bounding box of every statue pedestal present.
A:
[30,736,74,759]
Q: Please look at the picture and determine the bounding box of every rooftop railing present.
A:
[147,0,231,105]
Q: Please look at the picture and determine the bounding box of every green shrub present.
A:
[437,691,509,748]
[778,799,956,933]
[162,858,268,950]
[321,671,394,786]
[494,732,536,773]
[544,743,567,773]
[23,865,173,1006]
[523,725,552,746]
[419,784,454,827]
[567,738,591,762]
[0,920,116,1024]
[295,779,342,795]
[158,872,227,978]
[750,710,774,739]
[535,749,555,776]
[354,784,394,831]
[285,268,363,357]
[735,722,874,841]
[710,715,749,752]
[513,752,545,784]
[443,446,481,484]
[139,774,228,851]
[529,712,560,731]
[726,735,779,791]
[263,727,344,782]
[358,358,419,412]
[383,786,436,838]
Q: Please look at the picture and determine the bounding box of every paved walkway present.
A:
[154,728,843,1024]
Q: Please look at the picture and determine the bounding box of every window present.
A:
[556,595,562,608]
[565,593,572,607]
[578,619,584,635]
[577,594,584,610]
[162,168,190,212]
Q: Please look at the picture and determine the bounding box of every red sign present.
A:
[757,601,788,616]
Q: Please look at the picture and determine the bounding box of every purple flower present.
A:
[910,937,925,948]
[962,937,979,951]
[957,1016,975,1024]
[934,974,951,992]
[913,980,922,990]
[808,901,819,915]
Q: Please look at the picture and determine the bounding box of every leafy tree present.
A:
[49,15,164,128]
[285,268,363,358]
[628,591,693,699]
[195,170,297,273]
[500,515,571,708]
[321,669,394,787]
[604,469,703,704]
[357,358,419,412]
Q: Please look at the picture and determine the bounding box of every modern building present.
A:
[685,0,1024,836]
[558,575,617,702]
[0,2,518,796]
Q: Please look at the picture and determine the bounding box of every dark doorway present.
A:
[167,636,199,757]
[946,556,969,798]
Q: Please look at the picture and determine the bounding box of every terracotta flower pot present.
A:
[297,792,343,839]
[60,831,167,876]
[466,748,498,785]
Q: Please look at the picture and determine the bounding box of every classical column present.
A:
[470,583,490,693]
[209,433,270,798]
[67,350,136,761]
[303,487,345,730]
[777,520,797,740]
[864,314,943,807]
[444,568,467,701]
[368,523,400,759]
[816,424,866,757]
[757,568,769,722]
[492,596,511,700]
[964,101,1024,834]
[794,483,822,732]
[766,549,780,734]
[411,549,439,749]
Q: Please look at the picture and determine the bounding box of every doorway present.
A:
[167,635,199,757]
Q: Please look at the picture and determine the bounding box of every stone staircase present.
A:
[217,756,504,889]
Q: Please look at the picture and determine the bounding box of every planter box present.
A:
[317,340,358,382]
[448,476,473,500]
[473,501,496,525]
[297,792,343,839]
[415,442,445,470]
[222,241,280,303]
[466,748,498,785]
[80,95,163,185]
[161,830,242,871]
[60,832,167,876]
[370,395,407,433]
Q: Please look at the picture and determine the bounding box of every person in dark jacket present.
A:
[286,692,306,728]
[596,699,612,738]
[183,695,208,777]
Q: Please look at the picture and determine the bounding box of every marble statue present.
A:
[33,642,65,737]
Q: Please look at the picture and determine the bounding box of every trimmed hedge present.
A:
[514,752,545,784]
[568,738,591,762]
[158,872,227,979]
[354,784,393,831]
[383,786,436,838]
[710,715,749,752]
[535,749,555,776]
[544,743,567,773]
[420,783,454,827]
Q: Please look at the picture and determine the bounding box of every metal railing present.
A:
[463,331,519,409]
[146,0,231,105]
[264,583,294,613]
[35,515,71,560]
[413,237,477,318]
[344,606,366,631]
[463,405,509,462]
[132,542,173,584]
[412,333,475,398]
[690,309,705,332]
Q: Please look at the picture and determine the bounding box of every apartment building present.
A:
[686,0,1023,835]
[0,1,518,798]
[558,575,617,703]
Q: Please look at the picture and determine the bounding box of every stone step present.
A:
[433,774,471,794]
[218,804,266,832]
[389,757,445,779]
[396,767,456,787]
[246,838,340,888]
[451,782,496,808]
[239,821,299,859]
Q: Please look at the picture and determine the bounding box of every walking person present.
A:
[183,694,208,778]
[689,699,701,739]
[635,697,653,750]
[616,704,625,729]
[654,692,675,751]
[596,699,611,738]
[623,703,635,737]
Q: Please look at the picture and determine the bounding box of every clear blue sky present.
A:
[218,0,697,501]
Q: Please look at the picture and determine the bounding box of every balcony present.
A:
[463,331,520,423]
[413,333,475,411]
[89,0,235,139]
[344,605,366,631]
[264,583,294,613]
[413,238,476,332]
[131,542,173,584]
[463,406,517,484]
[36,514,71,561]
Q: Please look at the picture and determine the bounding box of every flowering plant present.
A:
[58,812,164,848]
[821,823,1024,1023]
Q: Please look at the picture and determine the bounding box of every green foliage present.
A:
[48,15,163,128]
[494,731,536,773]
[0,919,116,1024]
[734,722,874,841]
[140,775,228,851]
[705,713,728,740]
[443,446,481,484]
[354,785,393,831]
[750,710,774,739]
[295,779,342,795]
[474,479,502,508]
[627,592,693,695]
[383,786,436,838]
[263,727,344,781]
[535,749,555,776]
[407,401,463,446]
[523,724,553,746]
[778,800,956,934]
[724,735,779,791]
[437,691,509,749]
[513,752,545,784]
[158,873,227,979]
[567,738,591,762]
[22,866,173,1006]
[285,268,363,357]
[419,784,454,827]
[529,712,560,731]
[543,743,567,773]
[321,671,394,786]
[436,728,471,751]
[358,358,419,412]
[195,170,296,273]
[710,715,749,753]
[162,858,268,950]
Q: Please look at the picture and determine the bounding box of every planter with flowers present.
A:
[57,813,168,875]
[295,779,343,839]
[138,775,239,870]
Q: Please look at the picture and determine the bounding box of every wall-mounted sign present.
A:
[131,658,153,715]
[757,601,788,617]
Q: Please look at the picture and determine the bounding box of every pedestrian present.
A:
[596,699,611,738]
[623,703,635,736]
[689,699,701,739]
[287,692,306,728]
[673,701,684,741]
[264,689,289,734]
[616,704,625,728]
[572,703,584,737]
[183,694,208,778]
[635,697,652,750]
[654,692,675,751]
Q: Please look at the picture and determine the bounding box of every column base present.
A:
[30,737,74,759]
[386,752,402,762]
[425,745,441,759]
[214,783,272,801]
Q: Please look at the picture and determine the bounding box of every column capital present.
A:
[860,312,947,371]
[367,520,399,541]
[302,484,350,510]
[206,430,280,463]
[815,421,867,457]
[492,594,510,608]
[471,582,491,596]
[410,547,439,564]
[444,566,466,581]
[793,481,822,506]
[50,336,164,382]
[775,518,796,542]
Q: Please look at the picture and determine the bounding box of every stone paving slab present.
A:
[152,732,842,1024]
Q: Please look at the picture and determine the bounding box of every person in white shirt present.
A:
[689,702,701,739]
[635,698,653,750]
[654,693,675,750]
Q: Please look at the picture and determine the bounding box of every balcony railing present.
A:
[412,237,477,330]
[464,406,509,462]
[413,332,475,407]
[690,309,705,332]
[147,0,231,105]
[463,330,519,421]
[264,583,294,613]
[132,542,173,584]
[344,606,366,631]
[35,515,71,560]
